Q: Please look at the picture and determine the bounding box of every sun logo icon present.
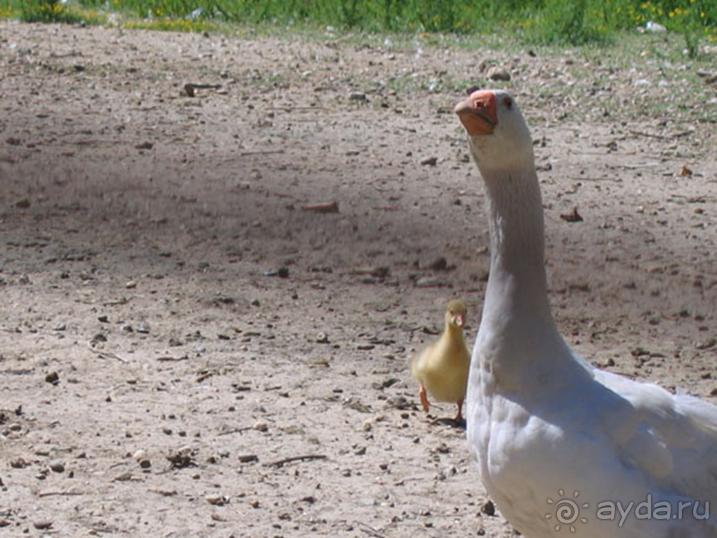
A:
[545,489,589,533]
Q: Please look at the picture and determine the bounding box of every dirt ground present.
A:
[1,20,716,537]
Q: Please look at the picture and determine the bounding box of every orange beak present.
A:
[455,314,464,328]
[455,89,497,136]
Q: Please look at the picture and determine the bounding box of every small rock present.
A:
[206,494,229,506]
[481,499,496,516]
[263,267,290,278]
[415,276,448,288]
[486,66,511,81]
[10,457,28,469]
[427,257,448,271]
[560,207,583,223]
[45,371,60,385]
[238,454,259,463]
[166,447,196,469]
[135,141,153,150]
[48,459,65,473]
[316,332,330,344]
[420,156,438,166]
[133,449,151,469]
[33,520,53,530]
[696,338,716,350]
[386,396,411,410]
[349,92,368,103]
[645,21,666,33]
[254,421,268,432]
[183,83,196,97]
[91,333,107,345]
[15,198,31,208]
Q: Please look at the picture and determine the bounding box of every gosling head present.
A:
[445,299,467,330]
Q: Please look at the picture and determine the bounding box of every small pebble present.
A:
[10,457,28,469]
[487,66,511,81]
[206,494,229,506]
[481,499,496,516]
[254,421,268,432]
[45,371,59,385]
[33,520,53,530]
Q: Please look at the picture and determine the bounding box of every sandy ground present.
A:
[1,20,716,537]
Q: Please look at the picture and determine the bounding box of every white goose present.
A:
[456,89,717,537]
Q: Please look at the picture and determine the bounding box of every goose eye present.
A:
[503,96,513,109]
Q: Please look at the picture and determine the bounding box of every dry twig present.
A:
[263,454,327,467]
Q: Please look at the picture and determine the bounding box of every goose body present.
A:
[456,89,717,537]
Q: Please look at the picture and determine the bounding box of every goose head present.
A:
[454,88,534,174]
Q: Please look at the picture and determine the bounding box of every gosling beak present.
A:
[455,89,497,136]
[454,314,465,328]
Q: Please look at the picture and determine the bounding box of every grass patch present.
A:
[0,0,714,52]
[19,0,85,24]
[0,0,106,25]
[522,0,611,45]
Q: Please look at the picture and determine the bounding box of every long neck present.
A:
[481,166,552,324]
[474,164,581,390]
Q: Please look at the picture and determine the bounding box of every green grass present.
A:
[0,0,103,24]
[0,0,715,52]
